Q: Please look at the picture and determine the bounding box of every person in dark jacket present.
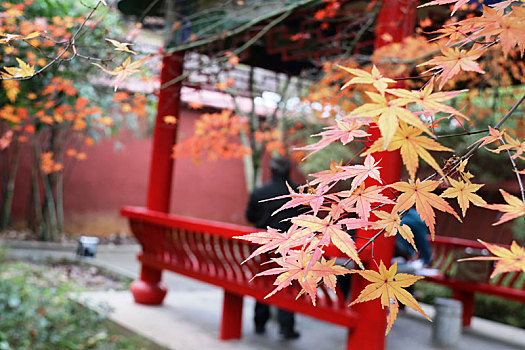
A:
[245,156,300,340]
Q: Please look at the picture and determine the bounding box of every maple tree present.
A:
[0,0,153,240]
[172,64,312,192]
[236,0,525,334]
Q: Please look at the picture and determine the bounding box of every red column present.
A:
[146,52,184,212]
[130,52,185,305]
[347,1,417,349]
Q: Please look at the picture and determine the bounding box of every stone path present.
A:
[5,241,525,350]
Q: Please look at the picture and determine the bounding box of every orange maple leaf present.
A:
[163,115,177,125]
[459,240,525,278]
[265,183,335,216]
[235,225,309,263]
[484,189,525,225]
[291,214,363,269]
[188,101,203,109]
[418,0,472,15]
[386,78,467,119]
[309,159,345,188]
[296,118,370,159]
[254,250,348,305]
[350,261,430,334]
[469,126,505,150]
[321,154,383,192]
[473,6,525,56]
[420,46,485,89]
[338,184,395,221]
[491,133,525,160]
[390,179,461,238]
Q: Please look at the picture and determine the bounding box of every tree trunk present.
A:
[0,140,20,229]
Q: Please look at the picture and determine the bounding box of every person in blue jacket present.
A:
[395,207,432,265]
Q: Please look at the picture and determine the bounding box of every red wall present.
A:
[10,108,303,236]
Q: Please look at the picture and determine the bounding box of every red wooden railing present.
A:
[428,236,525,326]
[122,206,362,343]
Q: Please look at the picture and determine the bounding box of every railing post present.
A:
[130,52,184,305]
[220,291,244,340]
[452,289,475,327]
[347,1,417,349]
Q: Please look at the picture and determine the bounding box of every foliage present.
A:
[0,260,157,349]
[0,0,154,240]
[172,68,312,191]
[236,0,525,334]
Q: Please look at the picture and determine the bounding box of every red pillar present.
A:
[130,52,185,305]
[347,1,417,349]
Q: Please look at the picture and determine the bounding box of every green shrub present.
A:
[0,262,160,349]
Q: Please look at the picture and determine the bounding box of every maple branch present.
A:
[463,94,525,160]
[0,0,105,81]
[345,0,384,55]
[159,9,293,91]
[341,228,386,268]
[436,128,489,139]
[500,138,525,203]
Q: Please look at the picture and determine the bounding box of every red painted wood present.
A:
[348,2,417,349]
[424,237,525,326]
[146,53,184,212]
[452,290,475,327]
[129,265,167,305]
[220,291,244,340]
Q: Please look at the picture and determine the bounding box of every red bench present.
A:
[427,236,525,326]
[122,205,384,349]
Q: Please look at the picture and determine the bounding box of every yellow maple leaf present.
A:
[441,177,486,217]
[390,179,461,238]
[105,38,137,54]
[350,92,431,149]
[364,122,452,179]
[484,189,525,225]
[93,55,150,91]
[350,261,430,334]
[0,31,39,45]
[338,64,395,93]
[2,79,19,102]
[3,58,35,78]
[459,240,525,278]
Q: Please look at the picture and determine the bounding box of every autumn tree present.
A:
[0,0,152,240]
